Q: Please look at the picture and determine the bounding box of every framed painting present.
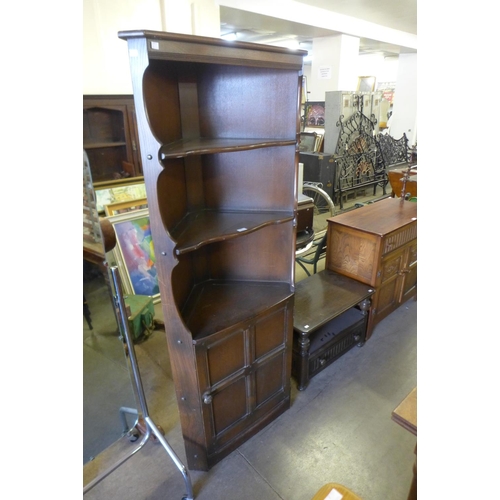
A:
[304,101,325,127]
[299,132,318,152]
[93,177,147,213]
[107,208,160,303]
[104,198,148,216]
[357,76,376,92]
[301,75,308,104]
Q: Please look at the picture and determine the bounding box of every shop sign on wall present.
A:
[318,66,332,79]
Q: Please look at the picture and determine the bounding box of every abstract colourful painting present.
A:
[108,209,160,302]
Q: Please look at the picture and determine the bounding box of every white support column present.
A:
[160,0,220,37]
[390,53,417,145]
[309,34,360,101]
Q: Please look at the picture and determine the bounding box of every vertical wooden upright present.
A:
[118,30,305,470]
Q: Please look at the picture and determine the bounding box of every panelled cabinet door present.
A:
[376,248,405,321]
[195,301,292,466]
[400,242,417,303]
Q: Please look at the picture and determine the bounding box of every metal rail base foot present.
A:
[83,266,194,500]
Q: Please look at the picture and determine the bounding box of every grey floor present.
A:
[83,190,417,500]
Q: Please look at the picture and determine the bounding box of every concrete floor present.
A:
[83,190,417,500]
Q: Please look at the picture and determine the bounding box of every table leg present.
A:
[357,298,371,346]
[296,331,311,391]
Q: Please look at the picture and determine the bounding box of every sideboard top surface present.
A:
[327,198,417,237]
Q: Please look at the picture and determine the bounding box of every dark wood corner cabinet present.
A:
[83,95,142,182]
[326,198,417,339]
[118,30,305,471]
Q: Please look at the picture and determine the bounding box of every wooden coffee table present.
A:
[292,269,375,390]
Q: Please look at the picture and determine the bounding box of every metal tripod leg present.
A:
[83,266,194,500]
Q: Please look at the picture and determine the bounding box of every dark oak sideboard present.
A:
[326,198,417,339]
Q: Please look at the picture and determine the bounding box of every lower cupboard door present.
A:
[195,301,292,463]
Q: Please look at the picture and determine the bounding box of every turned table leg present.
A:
[357,297,371,346]
[296,330,311,391]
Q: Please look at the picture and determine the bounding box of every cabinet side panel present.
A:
[327,225,378,285]
[143,61,183,144]
[197,66,299,139]
[157,159,188,231]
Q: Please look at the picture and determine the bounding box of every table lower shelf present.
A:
[292,307,367,390]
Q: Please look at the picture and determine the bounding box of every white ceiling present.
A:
[219,0,417,59]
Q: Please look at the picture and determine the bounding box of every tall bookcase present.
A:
[118,30,305,470]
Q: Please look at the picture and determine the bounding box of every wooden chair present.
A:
[295,232,327,276]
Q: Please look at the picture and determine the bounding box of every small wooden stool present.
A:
[312,482,362,500]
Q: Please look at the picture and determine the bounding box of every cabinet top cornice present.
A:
[118,29,307,55]
[118,29,307,69]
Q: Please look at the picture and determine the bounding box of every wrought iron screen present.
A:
[376,133,409,168]
[333,96,387,208]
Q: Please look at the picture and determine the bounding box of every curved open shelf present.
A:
[159,138,296,161]
[172,210,294,255]
[181,280,293,341]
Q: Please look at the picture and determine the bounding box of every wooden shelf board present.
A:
[173,210,294,255]
[160,138,296,160]
[183,280,292,341]
[84,142,127,149]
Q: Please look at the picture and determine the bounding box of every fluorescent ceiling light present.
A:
[221,32,238,41]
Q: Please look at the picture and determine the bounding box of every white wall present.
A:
[83,0,162,94]
[309,35,359,100]
[390,53,417,146]
[83,0,219,95]
[306,52,400,101]
[83,0,415,141]
[357,53,399,85]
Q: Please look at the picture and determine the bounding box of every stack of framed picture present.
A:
[106,208,160,304]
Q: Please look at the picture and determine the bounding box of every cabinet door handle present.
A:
[202,392,213,405]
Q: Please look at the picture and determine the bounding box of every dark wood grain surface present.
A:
[327,197,417,236]
[294,269,374,333]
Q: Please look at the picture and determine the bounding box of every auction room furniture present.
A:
[83,95,142,182]
[392,387,417,500]
[326,198,417,339]
[295,232,328,277]
[299,152,337,203]
[292,269,374,390]
[119,30,305,471]
[388,168,417,198]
